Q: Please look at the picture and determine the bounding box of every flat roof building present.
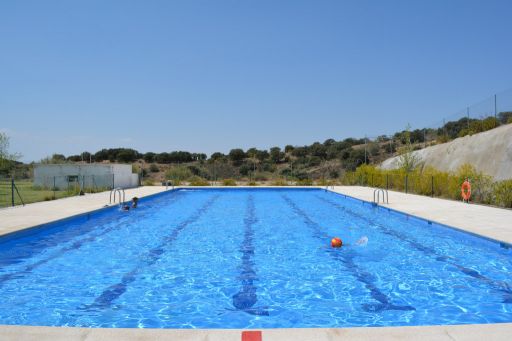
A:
[34,163,139,190]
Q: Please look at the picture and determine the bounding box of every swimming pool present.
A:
[0,188,511,328]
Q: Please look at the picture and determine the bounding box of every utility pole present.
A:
[290,161,293,185]
[467,107,470,131]
[494,94,497,126]
[364,135,367,164]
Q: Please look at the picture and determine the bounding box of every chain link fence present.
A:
[343,166,512,208]
[0,174,114,208]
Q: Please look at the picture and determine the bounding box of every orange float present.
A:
[461,180,471,202]
[331,237,343,248]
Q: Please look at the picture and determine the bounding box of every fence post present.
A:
[112,174,115,189]
[386,174,389,190]
[431,175,434,197]
[11,178,14,207]
[53,176,56,199]
[405,174,408,194]
[371,174,374,187]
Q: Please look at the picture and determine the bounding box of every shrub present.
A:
[248,181,257,186]
[188,176,210,186]
[239,164,251,176]
[254,172,268,181]
[149,164,159,173]
[165,166,192,182]
[342,162,512,208]
[454,164,494,203]
[271,179,288,186]
[143,179,155,186]
[222,178,237,186]
[296,179,313,186]
[493,180,512,208]
[316,178,329,186]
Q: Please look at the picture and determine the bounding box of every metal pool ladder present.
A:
[109,187,126,206]
[373,188,389,204]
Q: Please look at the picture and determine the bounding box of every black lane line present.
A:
[317,194,512,303]
[0,193,186,287]
[0,192,185,269]
[231,195,269,316]
[82,195,219,311]
[0,193,184,285]
[282,195,414,313]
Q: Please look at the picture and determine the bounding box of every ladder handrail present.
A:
[373,188,389,204]
[109,187,126,205]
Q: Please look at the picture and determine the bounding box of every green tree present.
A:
[210,152,226,161]
[228,149,246,165]
[397,125,421,173]
[269,147,283,163]
[0,132,20,174]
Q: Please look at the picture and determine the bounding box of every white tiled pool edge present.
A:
[1,323,511,341]
[0,185,511,341]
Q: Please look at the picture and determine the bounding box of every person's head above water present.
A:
[131,197,139,208]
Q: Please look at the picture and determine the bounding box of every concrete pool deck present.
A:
[329,186,512,245]
[0,185,511,340]
[0,186,170,236]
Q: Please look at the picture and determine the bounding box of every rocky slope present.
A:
[380,124,512,180]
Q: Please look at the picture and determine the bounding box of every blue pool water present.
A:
[0,188,511,328]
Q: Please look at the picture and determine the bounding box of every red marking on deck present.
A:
[242,330,262,341]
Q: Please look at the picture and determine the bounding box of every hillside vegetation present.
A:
[23,111,511,185]
[1,113,511,208]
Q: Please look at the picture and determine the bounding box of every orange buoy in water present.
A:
[331,237,343,248]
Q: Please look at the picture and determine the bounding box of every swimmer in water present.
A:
[356,236,368,246]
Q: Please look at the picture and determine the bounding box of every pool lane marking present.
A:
[317,194,512,303]
[242,330,262,341]
[281,195,415,313]
[0,193,187,287]
[231,195,269,316]
[82,195,219,310]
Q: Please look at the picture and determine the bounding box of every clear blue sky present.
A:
[1,0,511,162]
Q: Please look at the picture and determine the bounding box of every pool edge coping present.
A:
[0,322,511,341]
[0,187,178,241]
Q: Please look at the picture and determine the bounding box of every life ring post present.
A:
[461,178,471,203]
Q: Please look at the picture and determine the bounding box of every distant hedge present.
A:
[343,164,512,208]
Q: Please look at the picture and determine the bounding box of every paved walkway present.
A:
[330,186,512,244]
[0,186,169,237]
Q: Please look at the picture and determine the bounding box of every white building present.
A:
[34,164,139,190]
